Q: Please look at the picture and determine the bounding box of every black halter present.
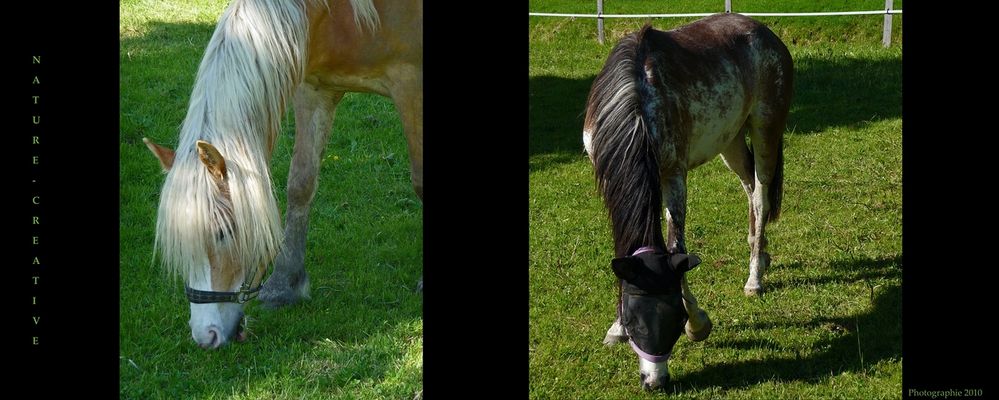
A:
[185,265,267,304]
[185,282,261,304]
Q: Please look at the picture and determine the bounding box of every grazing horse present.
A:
[143,0,422,349]
[582,14,792,390]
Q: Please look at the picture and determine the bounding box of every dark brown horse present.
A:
[583,13,792,390]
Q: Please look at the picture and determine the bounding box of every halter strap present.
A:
[185,284,261,304]
[185,262,267,304]
[629,339,672,363]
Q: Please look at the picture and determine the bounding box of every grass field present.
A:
[530,1,902,398]
[119,1,422,398]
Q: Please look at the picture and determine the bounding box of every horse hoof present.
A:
[258,278,306,309]
[258,291,299,309]
[603,333,628,346]
[684,310,713,342]
[603,320,628,345]
[743,285,765,297]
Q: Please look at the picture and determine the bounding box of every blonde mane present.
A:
[154,0,381,281]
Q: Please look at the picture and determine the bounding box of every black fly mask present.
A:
[612,248,702,361]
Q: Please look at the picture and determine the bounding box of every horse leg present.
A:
[388,65,423,290]
[742,113,786,297]
[720,126,757,247]
[259,85,343,308]
[719,129,766,295]
[663,172,688,254]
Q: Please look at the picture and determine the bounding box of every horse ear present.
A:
[196,140,228,182]
[669,253,702,273]
[611,257,641,280]
[143,137,175,171]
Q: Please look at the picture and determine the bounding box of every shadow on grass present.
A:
[768,254,902,292]
[529,54,901,172]
[672,256,901,392]
[712,338,784,352]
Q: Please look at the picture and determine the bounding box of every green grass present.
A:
[120,1,422,398]
[530,4,902,399]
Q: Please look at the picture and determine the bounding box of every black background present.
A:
[899,2,990,398]
[13,4,121,395]
[7,2,991,398]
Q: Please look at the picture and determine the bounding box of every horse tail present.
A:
[586,25,665,257]
[764,30,792,224]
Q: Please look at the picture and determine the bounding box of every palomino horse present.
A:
[582,14,792,390]
[143,0,422,349]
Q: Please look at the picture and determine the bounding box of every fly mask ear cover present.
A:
[612,251,699,359]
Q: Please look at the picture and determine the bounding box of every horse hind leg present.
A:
[742,108,787,296]
[719,125,757,250]
[259,85,343,308]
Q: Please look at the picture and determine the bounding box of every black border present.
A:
[15,4,121,395]
[422,1,526,396]
[901,2,990,397]
[15,1,995,398]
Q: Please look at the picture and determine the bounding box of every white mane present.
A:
[154,0,382,281]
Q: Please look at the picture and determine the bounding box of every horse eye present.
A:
[217,229,227,242]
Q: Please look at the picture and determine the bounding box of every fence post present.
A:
[597,0,605,44]
[725,0,732,13]
[882,0,893,47]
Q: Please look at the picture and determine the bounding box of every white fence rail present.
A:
[529,0,901,47]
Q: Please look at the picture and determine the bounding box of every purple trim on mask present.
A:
[629,339,671,363]
[632,246,657,256]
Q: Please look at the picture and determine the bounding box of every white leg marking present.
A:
[603,319,629,346]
